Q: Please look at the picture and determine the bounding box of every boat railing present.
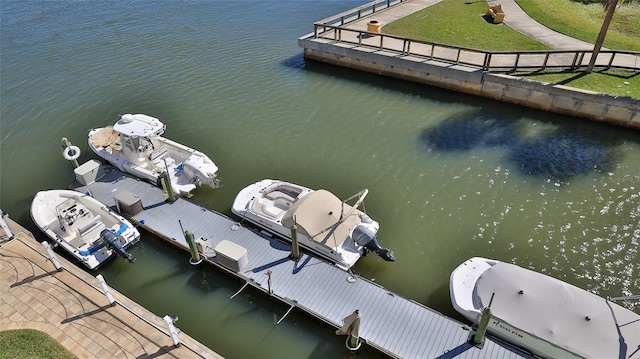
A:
[608,294,640,302]
[340,188,369,221]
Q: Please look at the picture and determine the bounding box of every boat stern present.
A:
[182,153,220,188]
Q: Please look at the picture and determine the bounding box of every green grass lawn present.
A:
[0,330,77,359]
[517,0,640,51]
[382,0,640,99]
[382,0,552,51]
[515,69,639,98]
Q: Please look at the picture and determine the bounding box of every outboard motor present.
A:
[100,229,135,263]
[352,225,396,262]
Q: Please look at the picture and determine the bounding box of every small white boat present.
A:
[231,179,394,270]
[30,189,140,270]
[450,257,640,359]
[88,114,219,197]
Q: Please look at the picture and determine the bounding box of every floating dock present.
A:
[72,164,533,359]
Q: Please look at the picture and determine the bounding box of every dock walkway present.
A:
[0,215,223,359]
[72,167,533,359]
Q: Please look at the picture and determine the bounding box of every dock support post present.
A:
[473,292,494,346]
[184,229,202,265]
[160,171,177,203]
[163,315,181,347]
[266,270,273,295]
[289,217,300,261]
[336,309,362,351]
[473,307,491,345]
[41,242,63,271]
[96,274,116,306]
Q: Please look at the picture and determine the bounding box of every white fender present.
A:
[63,145,81,161]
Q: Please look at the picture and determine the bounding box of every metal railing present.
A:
[309,16,640,73]
[314,0,409,32]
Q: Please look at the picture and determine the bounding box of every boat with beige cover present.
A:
[231,179,395,270]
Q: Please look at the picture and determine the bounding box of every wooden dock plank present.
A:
[72,168,534,359]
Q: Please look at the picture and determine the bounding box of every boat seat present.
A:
[273,198,291,210]
[265,190,295,203]
[257,200,286,219]
[150,146,168,161]
[77,216,105,241]
[67,235,87,249]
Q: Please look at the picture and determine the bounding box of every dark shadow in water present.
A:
[291,54,639,184]
[508,130,618,182]
[281,53,306,70]
[421,110,630,183]
[186,266,229,293]
[420,115,519,152]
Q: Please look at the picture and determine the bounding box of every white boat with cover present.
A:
[88,114,219,197]
[30,189,140,270]
[450,257,640,359]
[231,179,395,270]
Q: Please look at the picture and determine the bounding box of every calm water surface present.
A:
[1,1,639,358]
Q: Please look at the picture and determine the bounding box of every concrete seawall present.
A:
[301,39,640,129]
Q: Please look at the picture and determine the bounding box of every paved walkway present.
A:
[0,217,223,359]
[486,0,596,50]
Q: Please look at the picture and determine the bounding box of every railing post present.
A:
[163,315,181,347]
[483,53,491,71]
[96,274,116,306]
[571,52,579,70]
[575,52,585,69]
[542,52,550,71]
[606,52,615,69]
[41,241,63,271]
[513,53,520,72]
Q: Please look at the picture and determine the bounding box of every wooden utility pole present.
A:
[587,0,618,72]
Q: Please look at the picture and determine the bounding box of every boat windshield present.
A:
[121,135,153,155]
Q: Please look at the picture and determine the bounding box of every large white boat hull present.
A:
[450,257,640,359]
[88,114,219,197]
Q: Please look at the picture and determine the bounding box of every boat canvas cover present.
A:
[476,262,640,358]
[281,190,361,249]
[91,127,120,148]
[113,114,164,137]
